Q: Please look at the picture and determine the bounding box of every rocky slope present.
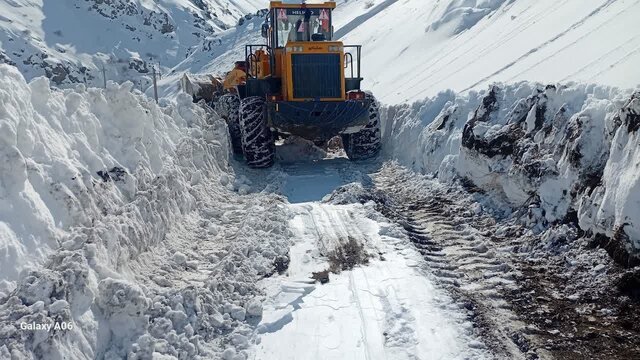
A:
[0,0,265,87]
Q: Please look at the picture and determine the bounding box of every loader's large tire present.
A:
[342,93,381,160]
[239,96,275,168]
[216,93,243,155]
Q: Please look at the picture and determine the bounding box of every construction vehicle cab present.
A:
[219,1,381,168]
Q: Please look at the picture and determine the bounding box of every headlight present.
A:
[328,46,343,52]
[286,46,304,52]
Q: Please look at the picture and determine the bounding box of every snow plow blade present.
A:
[180,74,223,103]
[267,99,372,141]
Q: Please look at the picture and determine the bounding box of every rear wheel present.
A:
[342,93,381,160]
[239,96,275,168]
[216,93,243,155]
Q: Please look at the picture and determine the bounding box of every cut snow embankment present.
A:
[0,64,290,359]
[382,82,640,264]
[0,63,199,288]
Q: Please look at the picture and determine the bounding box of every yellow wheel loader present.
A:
[220,1,381,168]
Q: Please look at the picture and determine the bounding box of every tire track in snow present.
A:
[255,172,491,360]
[235,157,491,358]
[399,0,572,102]
[501,0,640,84]
[373,164,532,359]
[586,44,640,82]
[559,34,640,82]
[459,0,629,92]
[349,270,373,360]
[256,202,385,359]
[334,0,400,39]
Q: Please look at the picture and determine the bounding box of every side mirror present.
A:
[261,23,269,38]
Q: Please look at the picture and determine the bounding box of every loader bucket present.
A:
[267,99,371,141]
[180,74,223,103]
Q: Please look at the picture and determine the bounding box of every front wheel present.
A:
[216,93,243,155]
[342,93,381,160]
[239,96,275,168]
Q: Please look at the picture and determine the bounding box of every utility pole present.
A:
[102,65,107,88]
[152,66,159,103]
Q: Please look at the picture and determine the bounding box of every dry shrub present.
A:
[328,237,369,273]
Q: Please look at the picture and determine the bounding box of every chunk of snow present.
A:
[172,252,187,266]
[245,300,263,317]
[230,305,246,321]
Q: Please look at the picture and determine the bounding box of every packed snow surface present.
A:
[246,160,490,360]
[256,202,488,360]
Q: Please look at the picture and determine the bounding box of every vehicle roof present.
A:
[269,1,336,9]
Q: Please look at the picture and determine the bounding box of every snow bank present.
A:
[579,93,640,253]
[0,63,290,359]
[383,81,640,262]
[0,63,205,286]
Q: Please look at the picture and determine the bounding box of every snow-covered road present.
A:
[244,157,490,360]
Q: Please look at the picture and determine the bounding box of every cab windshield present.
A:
[274,8,332,47]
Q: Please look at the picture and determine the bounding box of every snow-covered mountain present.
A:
[334,0,640,104]
[7,0,637,102]
[156,0,640,105]
[0,0,266,87]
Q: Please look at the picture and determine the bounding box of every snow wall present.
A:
[0,63,224,287]
[0,64,290,359]
[382,82,640,265]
